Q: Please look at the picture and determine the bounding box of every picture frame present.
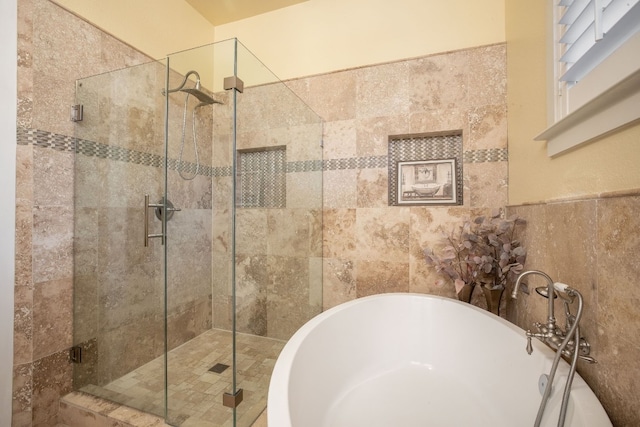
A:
[396,159,458,205]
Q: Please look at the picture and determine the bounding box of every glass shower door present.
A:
[232,40,324,427]
[73,59,168,417]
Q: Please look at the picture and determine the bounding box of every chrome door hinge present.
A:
[223,76,244,93]
[70,346,82,363]
[223,389,244,408]
[71,104,83,122]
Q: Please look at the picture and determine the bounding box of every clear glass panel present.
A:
[233,40,324,427]
[73,59,168,417]
[165,40,235,426]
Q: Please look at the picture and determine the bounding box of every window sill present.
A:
[535,68,640,157]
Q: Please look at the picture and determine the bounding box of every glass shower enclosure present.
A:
[72,38,323,426]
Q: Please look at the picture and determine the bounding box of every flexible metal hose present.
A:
[178,93,200,180]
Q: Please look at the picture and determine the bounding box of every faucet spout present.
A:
[513,270,557,334]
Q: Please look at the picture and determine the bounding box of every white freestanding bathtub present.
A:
[268,293,611,427]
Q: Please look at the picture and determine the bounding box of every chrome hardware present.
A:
[69,346,82,364]
[513,271,597,427]
[154,197,181,221]
[144,194,164,247]
[70,104,83,122]
[223,389,243,408]
[224,75,244,93]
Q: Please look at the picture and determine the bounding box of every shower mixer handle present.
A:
[144,194,165,247]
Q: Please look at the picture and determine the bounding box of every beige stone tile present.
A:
[307,69,357,122]
[596,196,640,346]
[74,207,98,278]
[235,254,268,336]
[355,260,410,297]
[322,119,357,160]
[235,129,268,154]
[354,207,410,263]
[32,350,73,426]
[15,143,33,204]
[356,167,388,208]
[407,50,469,112]
[467,44,507,108]
[323,169,357,209]
[31,0,102,136]
[17,0,34,130]
[32,278,72,360]
[322,258,356,310]
[100,161,163,209]
[464,161,508,208]
[14,200,33,290]
[408,108,468,135]
[266,256,319,339]
[97,316,164,385]
[355,61,410,119]
[99,32,154,71]
[236,209,268,256]
[592,332,640,427]
[167,172,213,210]
[545,200,598,326]
[273,123,323,163]
[355,114,409,157]
[266,209,314,257]
[322,208,356,259]
[32,205,73,284]
[12,362,32,427]
[251,410,267,427]
[13,285,33,365]
[467,104,508,150]
[287,170,323,209]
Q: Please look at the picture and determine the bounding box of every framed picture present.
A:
[396,159,458,205]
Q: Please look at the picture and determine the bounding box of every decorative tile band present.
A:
[463,148,508,163]
[18,127,507,177]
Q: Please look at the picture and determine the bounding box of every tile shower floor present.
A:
[80,329,285,427]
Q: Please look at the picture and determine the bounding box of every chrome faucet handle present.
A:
[525,329,549,354]
[526,333,534,355]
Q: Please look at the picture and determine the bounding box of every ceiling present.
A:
[185,0,309,26]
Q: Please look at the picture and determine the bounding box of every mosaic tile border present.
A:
[18,127,507,178]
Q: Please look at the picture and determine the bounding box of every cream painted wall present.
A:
[506,1,640,205]
[1,0,17,423]
[51,0,215,59]
[53,0,505,81]
[215,0,506,80]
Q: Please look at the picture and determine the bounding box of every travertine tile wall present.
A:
[507,193,640,427]
[212,81,324,341]
[286,43,510,310]
[14,1,154,424]
[13,0,215,424]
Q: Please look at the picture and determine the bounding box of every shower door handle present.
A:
[144,194,165,247]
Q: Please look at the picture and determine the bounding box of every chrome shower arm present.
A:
[165,70,201,94]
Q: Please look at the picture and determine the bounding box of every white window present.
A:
[536,0,640,156]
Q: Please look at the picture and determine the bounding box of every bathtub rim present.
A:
[267,292,609,427]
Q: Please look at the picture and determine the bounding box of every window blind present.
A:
[558,0,640,84]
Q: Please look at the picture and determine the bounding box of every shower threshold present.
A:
[63,328,285,427]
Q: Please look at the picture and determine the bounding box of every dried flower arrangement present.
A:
[424,211,527,308]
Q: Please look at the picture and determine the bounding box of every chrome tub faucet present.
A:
[512,270,596,427]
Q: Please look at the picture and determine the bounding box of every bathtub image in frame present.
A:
[397,159,458,205]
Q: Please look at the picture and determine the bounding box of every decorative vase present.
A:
[456,283,475,303]
[482,285,504,316]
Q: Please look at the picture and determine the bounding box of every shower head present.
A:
[180,88,222,106]
[165,70,223,106]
